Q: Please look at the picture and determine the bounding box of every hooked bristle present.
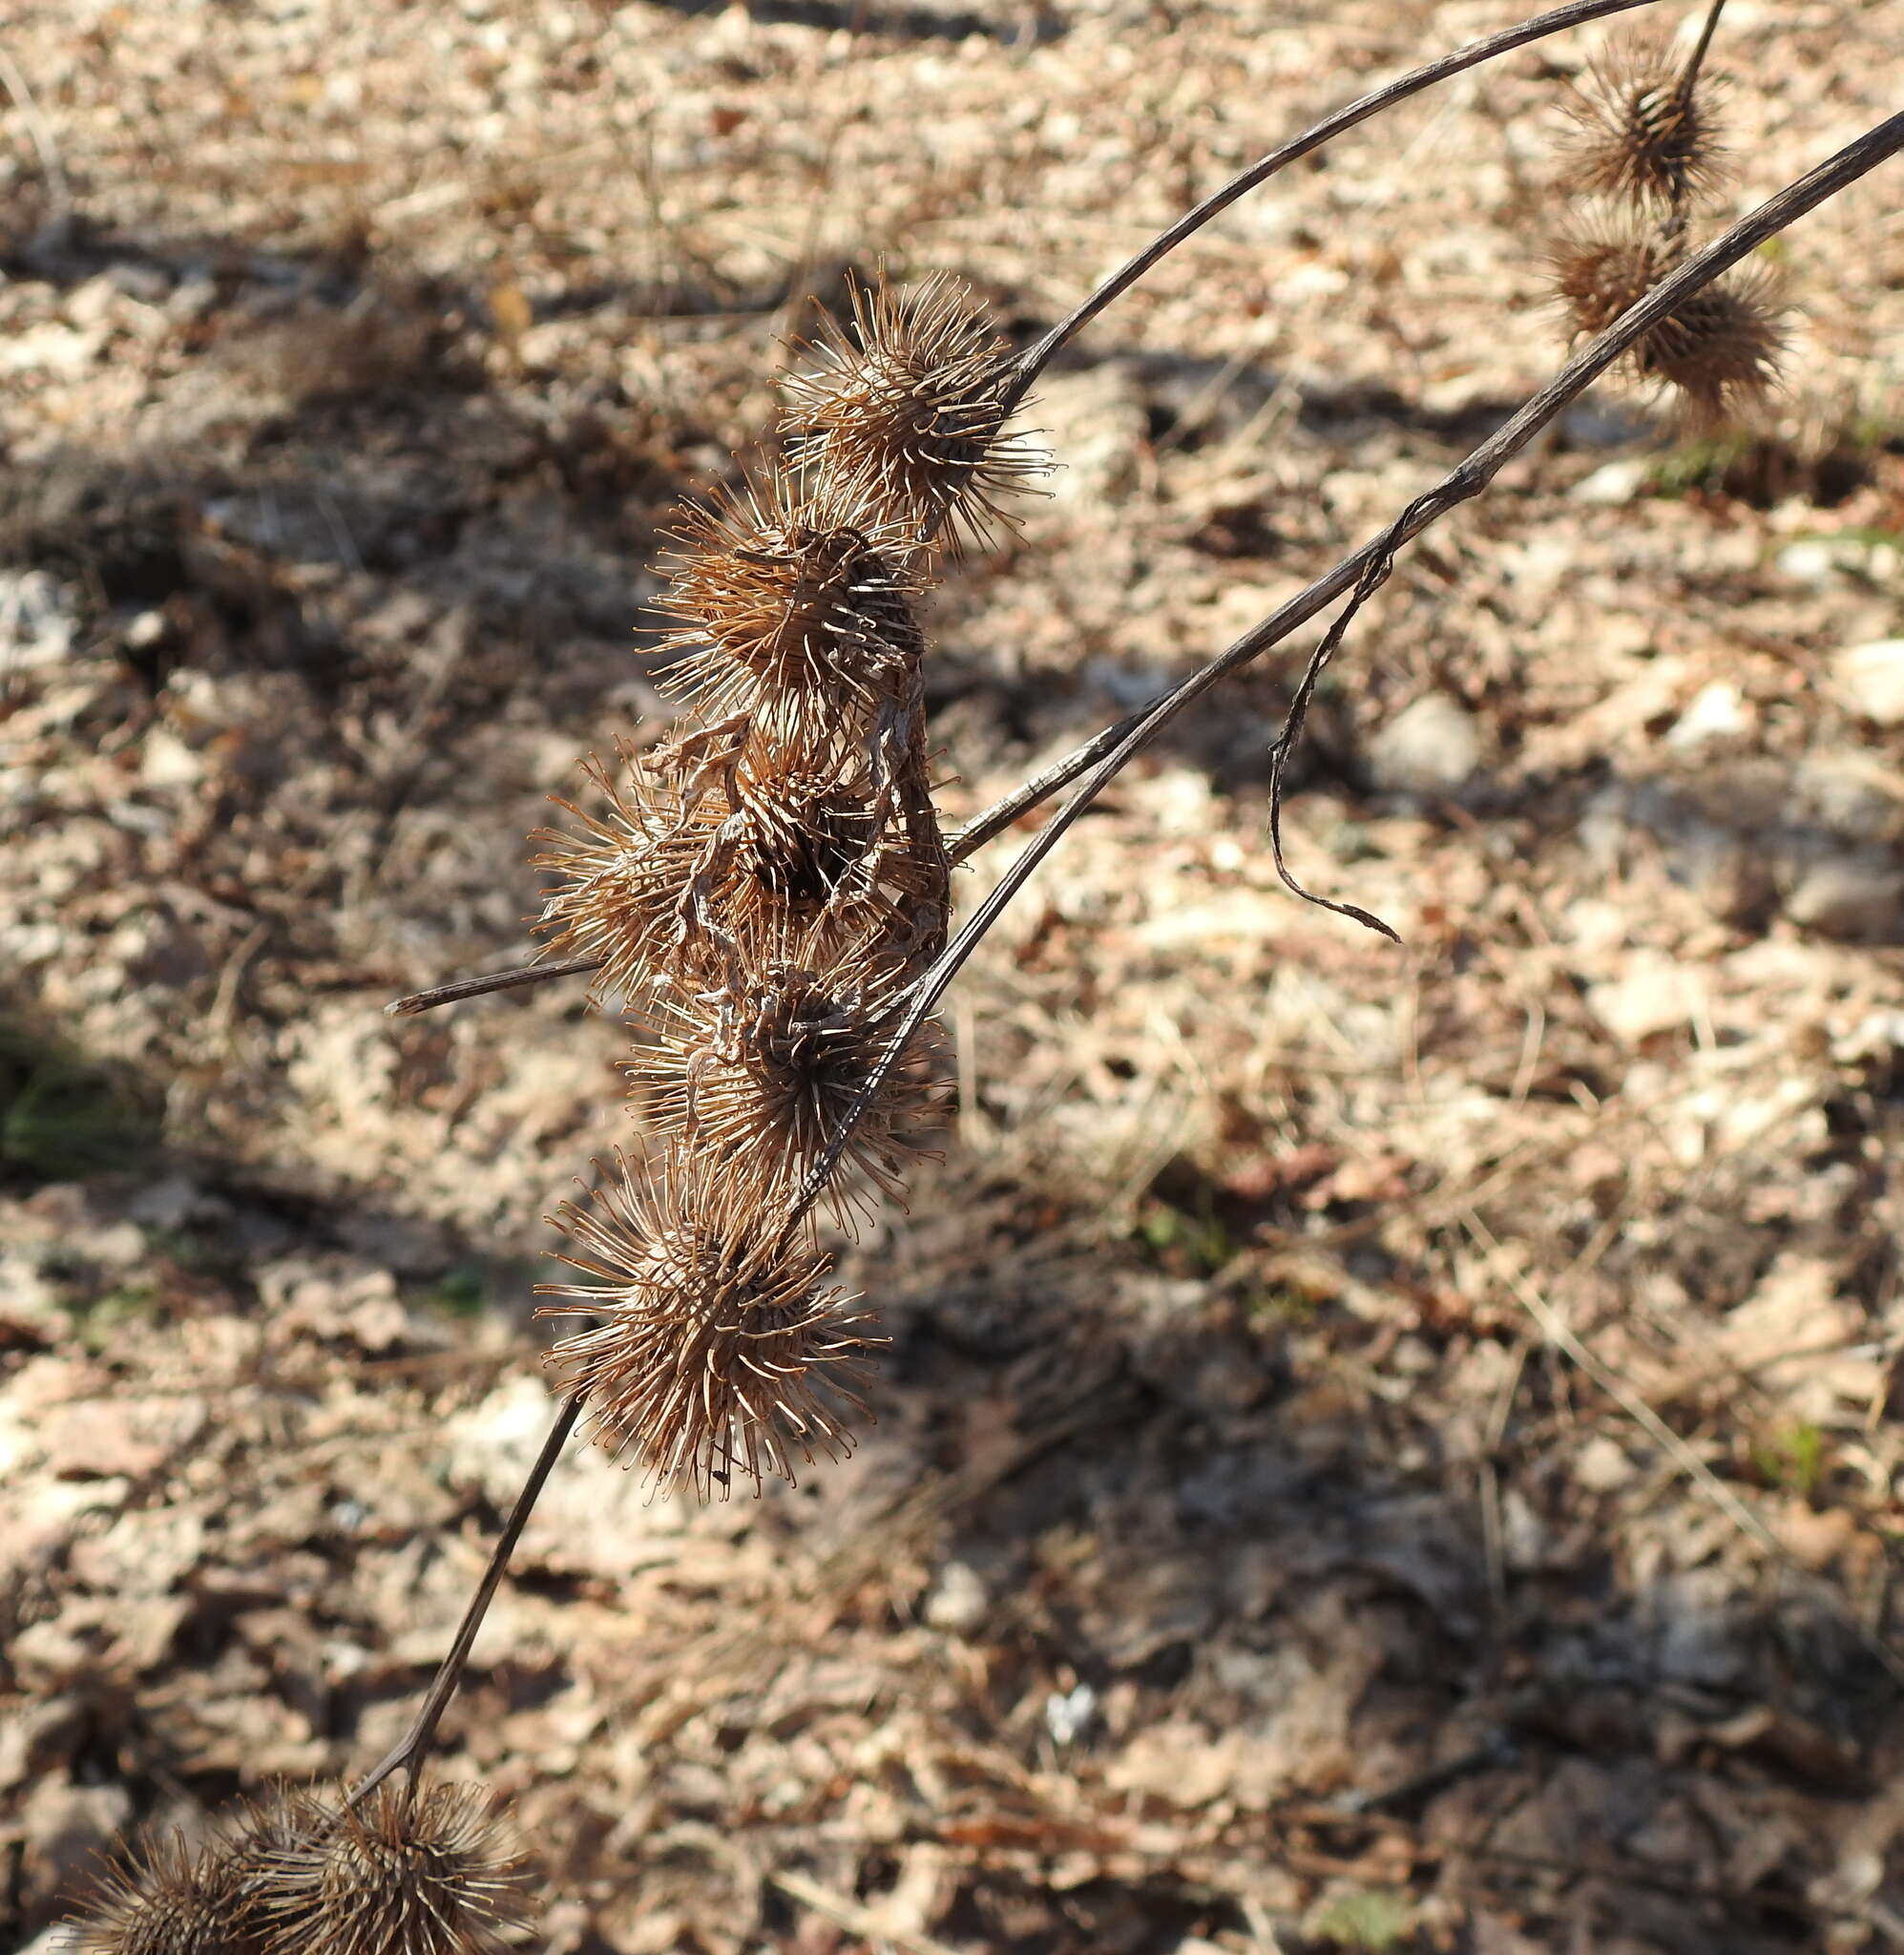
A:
[536,1146,883,1497]
[655,474,928,731]
[783,272,1048,557]
[1559,30,1726,213]
[628,941,948,1230]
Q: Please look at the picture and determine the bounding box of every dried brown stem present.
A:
[1662,0,1730,242]
[801,108,1904,1228]
[385,956,601,1017]
[1000,0,1672,410]
[345,1389,584,1808]
[1679,0,1727,104]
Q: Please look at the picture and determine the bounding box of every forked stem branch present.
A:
[803,108,1904,1228]
[1000,0,1671,410]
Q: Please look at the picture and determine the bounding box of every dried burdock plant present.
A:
[75,7,1903,1945]
[631,942,947,1229]
[68,1782,527,1955]
[531,736,946,1005]
[536,1146,880,1496]
[1551,214,1785,421]
[69,1827,252,1955]
[782,271,1047,556]
[1544,0,1787,423]
[1559,27,1726,212]
[655,474,930,733]
[1627,259,1786,417]
[1551,215,1672,333]
[251,1780,528,1955]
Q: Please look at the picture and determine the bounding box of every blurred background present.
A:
[3,0,1903,1948]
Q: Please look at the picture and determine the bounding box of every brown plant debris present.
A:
[537,1146,882,1497]
[782,272,1047,556]
[1559,30,1727,213]
[655,475,929,732]
[250,1780,528,1955]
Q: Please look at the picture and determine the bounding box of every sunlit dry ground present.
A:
[5,0,1904,1948]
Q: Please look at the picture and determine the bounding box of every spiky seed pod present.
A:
[1551,221,1669,341]
[219,1791,330,1949]
[67,1827,252,1955]
[530,744,711,1004]
[630,948,948,1228]
[1559,32,1726,213]
[1633,263,1785,422]
[531,739,946,1002]
[656,476,928,733]
[706,752,952,970]
[250,1781,527,1955]
[537,1146,881,1496]
[1552,221,1783,422]
[782,272,1046,556]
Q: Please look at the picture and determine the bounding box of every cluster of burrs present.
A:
[64,272,1045,1955]
[1550,0,1785,421]
[69,9,1904,1944]
[529,275,1043,1498]
[68,1779,528,1955]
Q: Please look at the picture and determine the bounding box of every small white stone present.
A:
[140,728,204,790]
[0,922,63,964]
[1570,458,1650,505]
[0,571,80,670]
[924,1559,990,1634]
[1044,1681,1098,1747]
[1665,680,1751,748]
[1588,952,1706,1044]
[64,273,120,328]
[1834,639,1904,726]
[1368,692,1483,795]
[1576,1435,1637,1492]
[1776,539,1842,585]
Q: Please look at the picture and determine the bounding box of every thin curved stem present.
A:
[345,1389,585,1809]
[1679,0,1728,100]
[795,108,1904,1231]
[1000,0,1670,411]
[948,720,1144,861]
